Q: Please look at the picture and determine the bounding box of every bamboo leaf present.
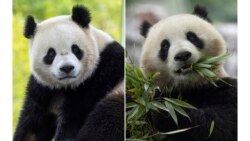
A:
[126,102,137,109]
[208,120,215,138]
[200,68,216,78]
[152,72,160,79]
[164,101,178,125]
[152,101,169,112]
[127,106,139,120]
[194,63,213,68]
[134,106,145,120]
[219,79,232,86]
[172,104,190,120]
[202,53,231,64]
[134,66,144,78]
[159,125,200,135]
[144,84,149,91]
[164,98,197,110]
[196,69,205,77]
[210,80,218,87]
[135,97,146,106]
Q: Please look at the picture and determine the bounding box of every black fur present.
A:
[71,44,84,60]
[14,41,124,141]
[76,93,124,141]
[159,39,170,61]
[13,77,58,141]
[24,15,37,39]
[43,48,56,65]
[151,78,237,141]
[193,5,212,23]
[140,21,152,38]
[186,31,204,49]
[72,5,91,28]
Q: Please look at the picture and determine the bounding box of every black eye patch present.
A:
[158,39,170,61]
[186,31,204,49]
[43,48,56,65]
[72,44,83,60]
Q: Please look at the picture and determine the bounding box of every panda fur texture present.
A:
[140,5,237,141]
[14,5,124,141]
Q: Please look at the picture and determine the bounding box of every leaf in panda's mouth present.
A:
[175,64,193,74]
[192,52,232,87]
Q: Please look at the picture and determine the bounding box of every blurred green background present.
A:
[13,0,123,130]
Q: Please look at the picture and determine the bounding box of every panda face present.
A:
[29,16,99,89]
[141,14,227,87]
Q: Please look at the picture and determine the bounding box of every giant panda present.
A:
[140,5,237,141]
[14,5,124,141]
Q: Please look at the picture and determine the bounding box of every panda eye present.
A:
[186,31,204,49]
[161,39,170,50]
[187,32,198,42]
[71,44,83,60]
[43,48,56,65]
[48,48,56,57]
[159,39,170,61]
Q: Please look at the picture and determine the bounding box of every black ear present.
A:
[72,5,91,28]
[193,5,212,23]
[140,21,152,38]
[24,15,37,39]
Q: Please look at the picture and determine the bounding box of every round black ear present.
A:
[193,5,212,23]
[140,21,152,38]
[24,15,37,39]
[72,5,91,28]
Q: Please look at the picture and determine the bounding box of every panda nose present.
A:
[60,65,74,73]
[174,51,192,62]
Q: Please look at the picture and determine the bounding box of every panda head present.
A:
[24,5,99,89]
[140,5,228,88]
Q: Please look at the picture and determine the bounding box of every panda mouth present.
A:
[59,76,77,80]
[175,64,193,74]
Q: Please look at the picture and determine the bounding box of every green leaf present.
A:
[196,69,205,77]
[219,79,232,86]
[202,53,230,64]
[200,68,216,78]
[210,80,218,87]
[134,106,145,120]
[144,84,149,91]
[208,120,215,138]
[152,72,160,79]
[151,101,169,112]
[126,102,137,109]
[172,104,190,120]
[134,66,144,78]
[159,125,200,135]
[135,97,146,106]
[164,101,178,125]
[127,106,139,120]
[128,88,139,94]
[194,63,213,68]
[126,73,142,87]
[164,98,197,110]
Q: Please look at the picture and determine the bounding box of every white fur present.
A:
[51,54,80,80]
[29,15,115,89]
[90,25,114,52]
[140,14,228,89]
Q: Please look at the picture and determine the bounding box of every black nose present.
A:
[60,65,74,73]
[174,51,192,62]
